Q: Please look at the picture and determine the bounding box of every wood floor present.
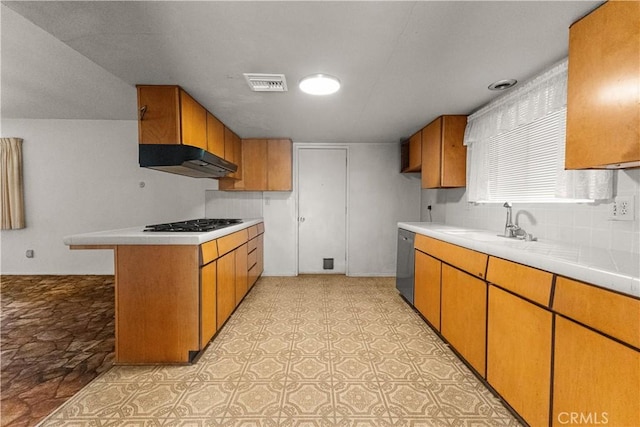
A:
[0,275,115,427]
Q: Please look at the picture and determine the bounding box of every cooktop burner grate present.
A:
[143,218,243,232]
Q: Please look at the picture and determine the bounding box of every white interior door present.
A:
[298,147,347,274]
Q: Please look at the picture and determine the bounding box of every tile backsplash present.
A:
[421,169,640,254]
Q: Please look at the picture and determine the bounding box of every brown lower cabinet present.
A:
[414,250,441,330]
[235,243,248,304]
[552,316,640,427]
[216,250,237,329]
[487,286,552,427]
[115,245,200,364]
[84,222,265,364]
[440,264,487,377]
[200,260,217,346]
[411,234,639,427]
[248,226,265,289]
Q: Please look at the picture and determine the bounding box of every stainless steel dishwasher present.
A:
[396,228,415,304]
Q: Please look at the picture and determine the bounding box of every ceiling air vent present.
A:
[243,73,288,92]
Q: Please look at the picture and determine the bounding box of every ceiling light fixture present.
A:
[299,74,341,95]
[488,79,517,91]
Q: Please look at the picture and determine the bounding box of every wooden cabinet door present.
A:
[421,115,467,189]
[242,139,268,190]
[552,316,640,427]
[206,112,225,158]
[219,139,291,191]
[216,251,236,329]
[235,243,248,305]
[137,85,180,145]
[223,127,236,164]
[200,261,217,347]
[414,250,441,330]
[422,118,442,188]
[223,127,242,177]
[218,128,243,186]
[487,286,552,427]
[403,131,422,172]
[440,115,467,187]
[116,245,200,364]
[179,90,207,150]
[441,264,487,376]
[565,1,640,169]
[233,132,242,179]
[267,139,292,191]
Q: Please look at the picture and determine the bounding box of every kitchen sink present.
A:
[444,230,525,243]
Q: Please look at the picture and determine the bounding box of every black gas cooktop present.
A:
[143,218,243,232]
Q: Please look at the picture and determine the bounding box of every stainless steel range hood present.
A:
[139,144,237,178]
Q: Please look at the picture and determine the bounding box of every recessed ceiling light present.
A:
[299,74,341,95]
[488,79,517,91]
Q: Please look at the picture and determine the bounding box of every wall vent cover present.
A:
[243,73,288,92]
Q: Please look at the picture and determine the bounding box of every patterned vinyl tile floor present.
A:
[34,275,520,427]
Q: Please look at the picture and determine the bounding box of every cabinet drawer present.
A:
[553,277,640,349]
[201,240,219,265]
[257,222,265,234]
[415,234,488,278]
[247,225,258,240]
[486,257,553,306]
[248,248,258,269]
[248,237,258,253]
[217,229,249,257]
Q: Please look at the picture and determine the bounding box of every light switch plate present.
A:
[610,196,635,221]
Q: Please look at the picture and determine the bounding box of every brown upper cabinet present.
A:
[267,139,293,191]
[401,131,422,173]
[137,85,241,171]
[206,112,225,158]
[565,1,640,169]
[219,139,292,191]
[422,115,467,189]
[224,127,243,180]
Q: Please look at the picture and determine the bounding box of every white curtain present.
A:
[1,137,26,229]
[464,58,613,202]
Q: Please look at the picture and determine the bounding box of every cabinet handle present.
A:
[139,105,148,121]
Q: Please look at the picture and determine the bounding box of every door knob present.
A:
[299,217,306,222]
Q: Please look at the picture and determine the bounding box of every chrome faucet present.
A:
[503,202,518,237]
[502,202,537,241]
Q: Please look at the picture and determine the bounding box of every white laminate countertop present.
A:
[63,218,263,246]
[399,222,640,298]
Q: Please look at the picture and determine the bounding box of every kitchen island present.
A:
[398,222,639,427]
[64,218,264,364]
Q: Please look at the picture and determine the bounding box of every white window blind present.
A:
[464,58,612,203]
[486,109,566,202]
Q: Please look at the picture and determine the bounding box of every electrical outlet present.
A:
[610,196,635,221]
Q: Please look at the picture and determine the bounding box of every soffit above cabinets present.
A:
[2,1,601,144]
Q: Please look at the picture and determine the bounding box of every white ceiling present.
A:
[1,1,600,144]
